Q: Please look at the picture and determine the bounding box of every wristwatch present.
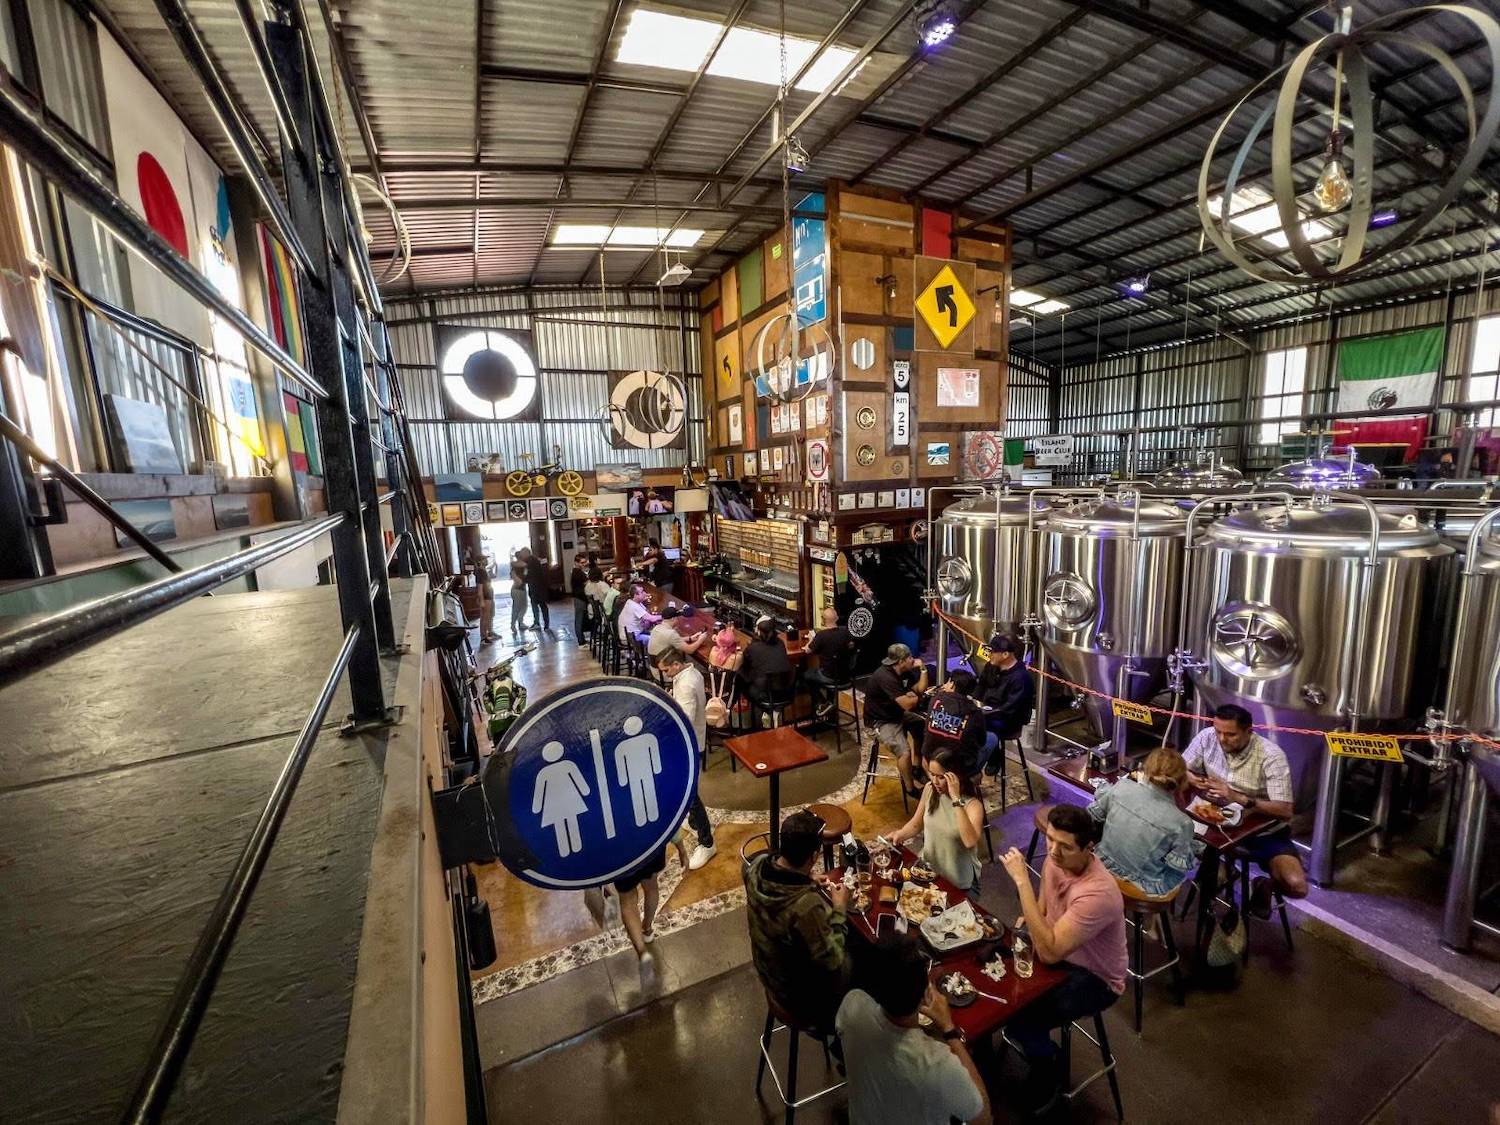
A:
[952,797,968,810]
[942,1026,966,1044]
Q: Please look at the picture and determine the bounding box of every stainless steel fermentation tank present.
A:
[932,490,1050,644]
[1037,494,1187,744]
[1181,495,1453,885]
[1441,508,1500,951]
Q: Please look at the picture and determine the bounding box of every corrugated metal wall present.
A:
[1052,285,1500,481]
[1006,353,1052,441]
[384,288,703,476]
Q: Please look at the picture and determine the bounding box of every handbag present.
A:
[1206,904,1247,967]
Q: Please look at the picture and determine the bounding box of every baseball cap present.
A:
[882,642,913,666]
[661,605,680,619]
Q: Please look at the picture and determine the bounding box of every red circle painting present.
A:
[136,152,189,257]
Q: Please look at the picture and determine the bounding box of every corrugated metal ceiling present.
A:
[91,0,1500,354]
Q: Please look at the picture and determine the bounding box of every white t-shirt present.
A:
[618,598,650,642]
[835,990,985,1125]
[648,621,687,659]
[670,663,707,752]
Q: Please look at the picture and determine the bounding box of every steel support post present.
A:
[1441,756,1488,951]
[372,324,411,580]
[266,18,388,719]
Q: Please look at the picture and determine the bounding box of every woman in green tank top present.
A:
[887,747,986,894]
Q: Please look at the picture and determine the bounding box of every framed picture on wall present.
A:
[759,448,772,473]
[462,501,485,524]
[727,403,743,444]
[440,503,463,525]
[772,446,785,470]
[528,498,548,521]
[745,452,758,476]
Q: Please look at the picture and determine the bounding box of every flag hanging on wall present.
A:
[259,224,305,364]
[1336,327,1444,460]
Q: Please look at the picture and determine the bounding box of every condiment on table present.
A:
[1045,755,1280,962]
[829,844,1065,1041]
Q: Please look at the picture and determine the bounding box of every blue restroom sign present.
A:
[486,678,698,889]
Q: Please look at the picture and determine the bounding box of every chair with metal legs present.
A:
[754,988,845,1125]
[993,733,1035,810]
[1058,1012,1125,1120]
[1116,877,1186,1033]
[859,711,910,816]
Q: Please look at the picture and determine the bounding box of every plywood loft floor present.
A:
[465,605,1036,1001]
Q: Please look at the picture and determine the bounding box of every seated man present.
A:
[743,810,853,1033]
[836,934,992,1125]
[1000,805,1127,1111]
[921,668,990,780]
[803,607,855,719]
[616,584,657,645]
[1183,703,1307,914]
[647,605,708,661]
[975,635,1034,776]
[1089,747,1199,898]
[862,644,930,797]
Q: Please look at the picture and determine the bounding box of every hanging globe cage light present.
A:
[1197,3,1500,287]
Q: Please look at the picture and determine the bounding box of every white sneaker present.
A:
[688,843,717,870]
[642,927,656,944]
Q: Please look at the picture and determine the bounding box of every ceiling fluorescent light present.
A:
[1010,289,1045,307]
[617,8,861,93]
[1031,299,1070,315]
[552,224,705,248]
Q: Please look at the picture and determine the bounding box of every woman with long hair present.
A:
[508,557,529,638]
[888,746,986,894]
[1087,747,1199,897]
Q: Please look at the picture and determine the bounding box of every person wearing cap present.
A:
[647,604,708,661]
[743,809,854,1033]
[739,616,793,729]
[863,643,930,797]
[976,634,1035,776]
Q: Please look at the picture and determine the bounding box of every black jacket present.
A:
[977,659,1035,737]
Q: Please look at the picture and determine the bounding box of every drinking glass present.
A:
[1012,933,1034,979]
[874,846,893,878]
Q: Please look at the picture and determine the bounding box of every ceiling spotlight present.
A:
[785,135,810,174]
[914,0,957,47]
[1122,275,1150,295]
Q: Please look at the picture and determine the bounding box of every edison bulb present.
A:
[1313,157,1352,212]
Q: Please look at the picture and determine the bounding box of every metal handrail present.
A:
[0,514,343,688]
[0,408,183,576]
[121,624,362,1124]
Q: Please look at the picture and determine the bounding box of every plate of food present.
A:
[1188,798,1243,827]
[936,971,979,1007]
[920,900,986,953]
[854,890,872,914]
[897,882,950,924]
[901,861,938,884]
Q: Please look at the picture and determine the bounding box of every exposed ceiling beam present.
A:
[371,196,788,214]
[847,6,1091,186]
[356,160,787,191]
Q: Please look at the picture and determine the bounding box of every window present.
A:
[1468,315,1500,428]
[1258,347,1308,445]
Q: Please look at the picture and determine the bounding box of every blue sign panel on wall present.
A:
[486,678,698,889]
[793,192,827,330]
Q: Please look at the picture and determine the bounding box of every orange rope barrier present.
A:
[929,601,1500,751]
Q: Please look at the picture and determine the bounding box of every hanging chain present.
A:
[779,0,797,400]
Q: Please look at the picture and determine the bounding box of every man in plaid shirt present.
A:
[1183,703,1309,917]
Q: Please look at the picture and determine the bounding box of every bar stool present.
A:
[820,678,861,754]
[1025,803,1056,870]
[755,988,845,1125]
[1115,877,1186,1033]
[859,714,910,816]
[1226,853,1295,963]
[753,671,798,730]
[965,768,998,863]
[991,733,1035,810]
[999,1012,1124,1121]
[806,802,852,872]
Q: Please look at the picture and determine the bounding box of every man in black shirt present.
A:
[569,556,589,646]
[863,643,929,797]
[803,608,855,719]
[975,634,1035,775]
[921,668,989,779]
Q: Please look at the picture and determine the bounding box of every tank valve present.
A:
[1300,683,1328,707]
[1167,648,1207,694]
[1425,707,1455,768]
[1096,632,1114,651]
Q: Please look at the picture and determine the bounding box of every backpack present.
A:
[705,670,732,729]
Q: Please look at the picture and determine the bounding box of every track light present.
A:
[785,135,810,174]
[914,0,957,47]
[1121,275,1150,296]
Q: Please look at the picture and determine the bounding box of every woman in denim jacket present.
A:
[1087,748,1199,897]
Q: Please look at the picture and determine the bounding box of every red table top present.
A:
[725,727,829,776]
[1045,757,1279,851]
[832,846,1065,1040]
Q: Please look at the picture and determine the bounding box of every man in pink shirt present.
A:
[1000,804,1126,1112]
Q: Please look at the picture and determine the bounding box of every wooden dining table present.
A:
[1044,755,1282,962]
[831,845,1066,1041]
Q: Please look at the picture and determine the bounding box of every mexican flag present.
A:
[1336,327,1444,461]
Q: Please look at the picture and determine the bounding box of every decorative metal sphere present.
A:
[1198,4,1500,287]
[750,312,835,404]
